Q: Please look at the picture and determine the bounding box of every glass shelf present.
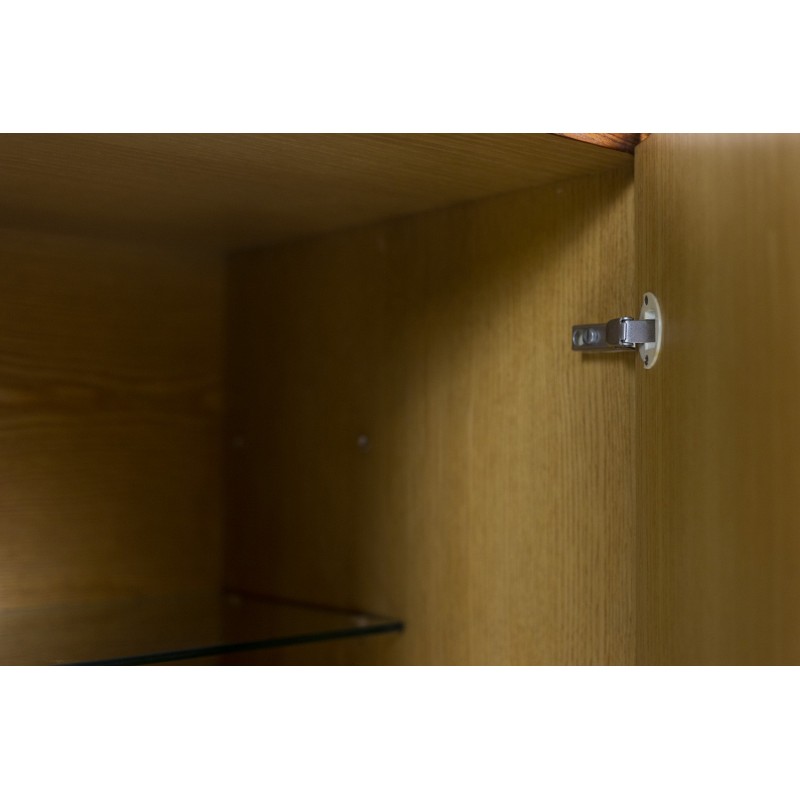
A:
[0,593,404,665]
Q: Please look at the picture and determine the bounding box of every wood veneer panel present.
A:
[0,229,224,611]
[0,134,630,249]
[226,166,636,664]
[636,134,800,664]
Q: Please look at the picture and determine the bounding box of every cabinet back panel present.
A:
[226,167,636,664]
[0,230,224,611]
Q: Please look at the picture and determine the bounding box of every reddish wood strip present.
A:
[557,134,649,153]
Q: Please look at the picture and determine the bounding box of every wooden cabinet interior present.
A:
[5,133,794,665]
[0,133,636,664]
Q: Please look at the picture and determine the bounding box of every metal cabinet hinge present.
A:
[572,292,663,369]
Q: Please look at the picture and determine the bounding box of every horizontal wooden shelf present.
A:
[0,134,632,249]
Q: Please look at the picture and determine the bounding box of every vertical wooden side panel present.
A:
[636,134,800,664]
[227,167,636,664]
[0,230,224,612]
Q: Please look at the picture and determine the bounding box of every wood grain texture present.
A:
[558,134,648,153]
[636,134,800,664]
[0,593,223,665]
[0,134,630,250]
[226,166,636,664]
[0,229,224,613]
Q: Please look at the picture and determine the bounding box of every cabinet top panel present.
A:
[0,134,632,249]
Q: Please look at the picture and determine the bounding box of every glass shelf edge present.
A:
[70,618,405,666]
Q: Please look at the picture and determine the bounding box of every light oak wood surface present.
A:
[0,134,630,249]
[226,166,636,664]
[0,229,224,613]
[636,134,800,664]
